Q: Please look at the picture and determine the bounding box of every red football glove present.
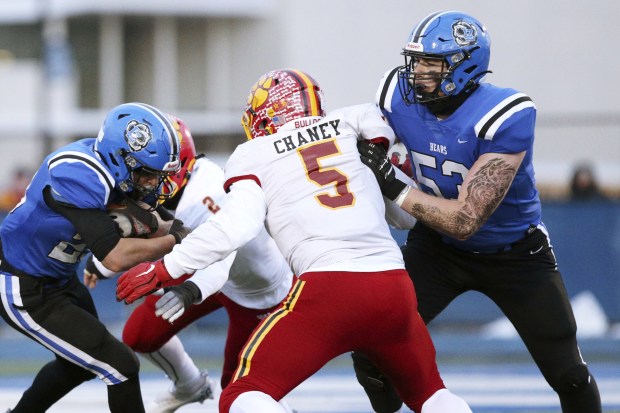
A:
[116,260,174,304]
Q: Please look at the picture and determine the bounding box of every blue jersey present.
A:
[1,138,119,280]
[377,68,541,251]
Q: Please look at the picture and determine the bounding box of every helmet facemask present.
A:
[119,151,176,204]
[398,48,482,106]
[399,54,449,105]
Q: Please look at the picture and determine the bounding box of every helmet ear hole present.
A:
[464,65,477,74]
[108,153,120,167]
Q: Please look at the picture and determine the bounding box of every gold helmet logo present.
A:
[247,75,273,112]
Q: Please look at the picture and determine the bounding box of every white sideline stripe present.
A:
[0,373,618,412]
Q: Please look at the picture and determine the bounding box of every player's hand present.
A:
[83,270,99,289]
[149,218,191,243]
[155,281,202,323]
[83,254,104,289]
[116,260,174,304]
[357,140,407,201]
[168,219,191,244]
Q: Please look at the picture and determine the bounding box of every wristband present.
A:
[383,178,408,201]
[86,256,117,279]
[394,185,411,208]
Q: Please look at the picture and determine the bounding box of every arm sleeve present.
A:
[164,179,267,278]
[43,186,121,260]
[189,252,237,302]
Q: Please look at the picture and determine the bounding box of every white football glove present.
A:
[154,281,202,323]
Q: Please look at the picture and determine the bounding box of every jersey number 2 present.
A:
[298,140,355,209]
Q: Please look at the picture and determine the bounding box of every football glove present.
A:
[357,140,407,201]
[108,199,159,237]
[168,219,191,244]
[116,260,174,304]
[155,281,202,323]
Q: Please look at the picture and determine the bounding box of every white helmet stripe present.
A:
[412,10,456,41]
[133,102,179,161]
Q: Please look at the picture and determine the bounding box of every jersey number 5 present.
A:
[298,140,355,209]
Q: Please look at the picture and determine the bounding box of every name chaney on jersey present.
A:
[106,200,159,238]
[272,119,341,154]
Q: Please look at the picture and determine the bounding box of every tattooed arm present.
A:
[399,151,526,240]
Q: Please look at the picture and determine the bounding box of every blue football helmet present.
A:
[94,102,180,202]
[398,11,491,104]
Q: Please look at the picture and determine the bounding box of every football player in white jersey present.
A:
[85,116,297,413]
[116,69,472,413]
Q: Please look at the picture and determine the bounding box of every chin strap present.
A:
[424,83,479,117]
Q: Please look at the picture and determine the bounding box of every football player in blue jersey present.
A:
[355,10,602,413]
[0,102,191,413]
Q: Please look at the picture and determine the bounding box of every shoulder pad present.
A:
[48,151,114,209]
[376,67,401,112]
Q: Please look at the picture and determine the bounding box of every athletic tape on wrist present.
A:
[394,185,411,208]
[93,257,117,279]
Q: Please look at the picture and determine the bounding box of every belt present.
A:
[446,242,514,254]
[444,224,539,255]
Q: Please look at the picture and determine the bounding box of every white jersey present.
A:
[172,157,293,310]
[165,103,405,278]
